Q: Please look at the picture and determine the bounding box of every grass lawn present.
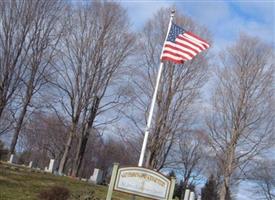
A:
[0,162,146,200]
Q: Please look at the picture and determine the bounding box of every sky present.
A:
[119,1,275,199]
[121,0,275,53]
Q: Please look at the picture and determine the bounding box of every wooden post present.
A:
[168,177,176,200]
[106,163,119,200]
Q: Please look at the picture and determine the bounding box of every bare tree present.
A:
[0,0,31,121]
[173,130,209,188]
[22,111,68,168]
[206,34,274,200]
[122,8,210,170]
[8,0,64,155]
[95,137,137,181]
[165,129,210,200]
[249,159,275,200]
[55,2,135,175]
[0,110,13,136]
[76,132,104,178]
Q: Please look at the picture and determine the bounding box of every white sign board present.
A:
[114,167,171,200]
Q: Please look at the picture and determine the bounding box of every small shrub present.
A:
[38,186,70,200]
[71,190,99,200]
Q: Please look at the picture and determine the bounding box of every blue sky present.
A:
[121,0,274,53]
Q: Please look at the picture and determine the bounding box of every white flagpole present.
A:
[138,10,175,167]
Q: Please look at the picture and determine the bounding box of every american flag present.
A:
[161,23,210,64]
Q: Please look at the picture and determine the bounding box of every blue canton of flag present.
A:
[167,23,186,43]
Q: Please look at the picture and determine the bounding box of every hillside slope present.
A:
[0,162,144,200]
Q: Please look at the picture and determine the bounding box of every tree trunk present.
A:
[9,98,30,154]
[58,124,76,174]
[71,96,100,176]
[71,134,88,177]
[0,101,5,120]
[145,149,157,169]
[145,150,152,168]
[219,176,230,200]
[9,71,35,154]
[220,144,235,200]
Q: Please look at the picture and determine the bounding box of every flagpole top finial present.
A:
[170,9,175,17]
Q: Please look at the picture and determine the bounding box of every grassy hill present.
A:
[0,162,145,200]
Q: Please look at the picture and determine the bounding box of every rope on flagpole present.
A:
[138,10,175,167]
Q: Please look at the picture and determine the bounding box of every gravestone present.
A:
[45,159,57,173]
[89,168,103,184]
[8,154,16,164]
[28,161,33,168]
[48,159,57,173]
[189,191,195,200]
[184,189,190,200]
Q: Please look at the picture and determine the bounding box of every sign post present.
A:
[106,163,119,200]
[168,177,176,200]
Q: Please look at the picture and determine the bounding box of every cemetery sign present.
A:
[114,167,171,200]
[106,163,175,200]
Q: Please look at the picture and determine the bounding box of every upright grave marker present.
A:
[45,159,57,173]
[8,154,15,164]
[184,189,190,200]
[28,161,33,168]
[189,191,195,200]
[89,168,103,184]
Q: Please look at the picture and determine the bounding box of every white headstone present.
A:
[8,154,15,163]
[89,168,103,184]
[28,161,33,168]
[184,189,190,200]
[189,191,195,200]
[44,166,48,171]
[48,159,57,173]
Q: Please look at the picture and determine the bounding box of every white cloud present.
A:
[176,1,231,26]
[235,1,275,23]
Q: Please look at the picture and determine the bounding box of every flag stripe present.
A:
[185,31,210,47]
[162,55,185,62]
[166,41,198,55]
[179,35,206,51]
[183,33,209,49]
[165,43,196,57]
[162,53,188,61]
[163,49,191,60]
[161,56,185,64]
[161,54,186,64]
[175,38,202,53]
